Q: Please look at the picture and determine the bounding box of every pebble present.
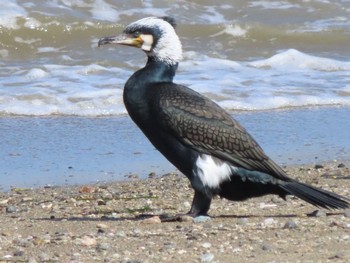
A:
[261,243,273,251]
[13,250,24,257]
[97,223,108,230]
[0,199,9,205]
[201,242,212,249]
[263,218,275,226]
[97,199,107,205]
[237,218,248,225]
[148,172,156,178]
[337,163,346,168]
[6,205,17,213]
[38,252,50,262]
[96,243,111,251]
[183,201,191,208]
[179,215,193,222]
[201,253,214,262]
[314,164,324,169]
[78,236,97,247]
[141,215,161,224]
[115,230,126,237]
[344,210,350,218]
[193,215,212,223]
[78,186,96,193]
[310,210,327,217]
[283,220,298,229]
[21,197,33,202]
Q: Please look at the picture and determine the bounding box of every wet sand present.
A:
[1,162,349,262]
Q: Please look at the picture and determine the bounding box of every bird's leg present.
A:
[188,190,212,217]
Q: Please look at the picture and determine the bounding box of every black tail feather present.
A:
[280,180,349,210]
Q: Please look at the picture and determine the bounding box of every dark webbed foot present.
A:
[159,190,212,222]
[188,190,212,217]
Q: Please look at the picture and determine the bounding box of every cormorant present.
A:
[99,17,349,216]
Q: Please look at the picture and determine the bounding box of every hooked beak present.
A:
[98,34,142,48]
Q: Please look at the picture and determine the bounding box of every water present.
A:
[1,0,350,189]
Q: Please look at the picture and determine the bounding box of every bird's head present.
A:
[98,16,183,65]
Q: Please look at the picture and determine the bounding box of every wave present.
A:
[1,49,350,116]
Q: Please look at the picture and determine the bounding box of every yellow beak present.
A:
[98,34,142,48]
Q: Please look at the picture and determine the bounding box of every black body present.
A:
[123,57,349,216]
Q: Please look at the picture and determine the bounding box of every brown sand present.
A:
[0,162,349,263]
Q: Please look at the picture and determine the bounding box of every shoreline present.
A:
[1,106,350,191]
[1,161,349,262]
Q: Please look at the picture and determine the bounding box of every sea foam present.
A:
[1,49,350,116]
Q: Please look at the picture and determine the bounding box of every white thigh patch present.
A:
[195,154,237,189]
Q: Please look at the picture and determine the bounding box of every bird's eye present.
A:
[133,31,141,37]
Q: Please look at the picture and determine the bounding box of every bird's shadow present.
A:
[34,210,344,223]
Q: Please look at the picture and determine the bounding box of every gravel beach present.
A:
[1,162,349,263]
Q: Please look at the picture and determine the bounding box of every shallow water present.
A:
[1,1,350,189]
[1,107,349,190]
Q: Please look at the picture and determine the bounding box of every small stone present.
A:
[79,236,97,247]
[314,164,324,169]
[1,231,10,237]
[141,216,161,224]
[97,199,106,205]
[96,243,111,251]
[283,220,298,229]
[193,215,212,223]
[263,218,275,226]
[237,218,248,225]
[202,242,212,249]
[0,199,9,205]
[337,163,346,168]
[344,210,350,218]
[13,250,24,257]
[261,243,273,251]
[178,215,193,222]
[28,257,38,263]
[115,230,126,237]
[183,201,191,208]
[201,253,214,262]
[97,228,105,234]
[78,186,96,193]
[163,241,176,250]
[179,215,193,222]
[309,210,326,217]
[39,252,50,261]
[3,255,12,259]
[97,223,108,230]
[6,205,17,213]
[329,251,346,259]
[148,172,156,178]
[21,197,33,202]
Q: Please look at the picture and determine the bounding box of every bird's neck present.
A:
[143,57,178,83]
[123,57,178,120]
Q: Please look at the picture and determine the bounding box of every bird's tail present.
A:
[279,180,349,210]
